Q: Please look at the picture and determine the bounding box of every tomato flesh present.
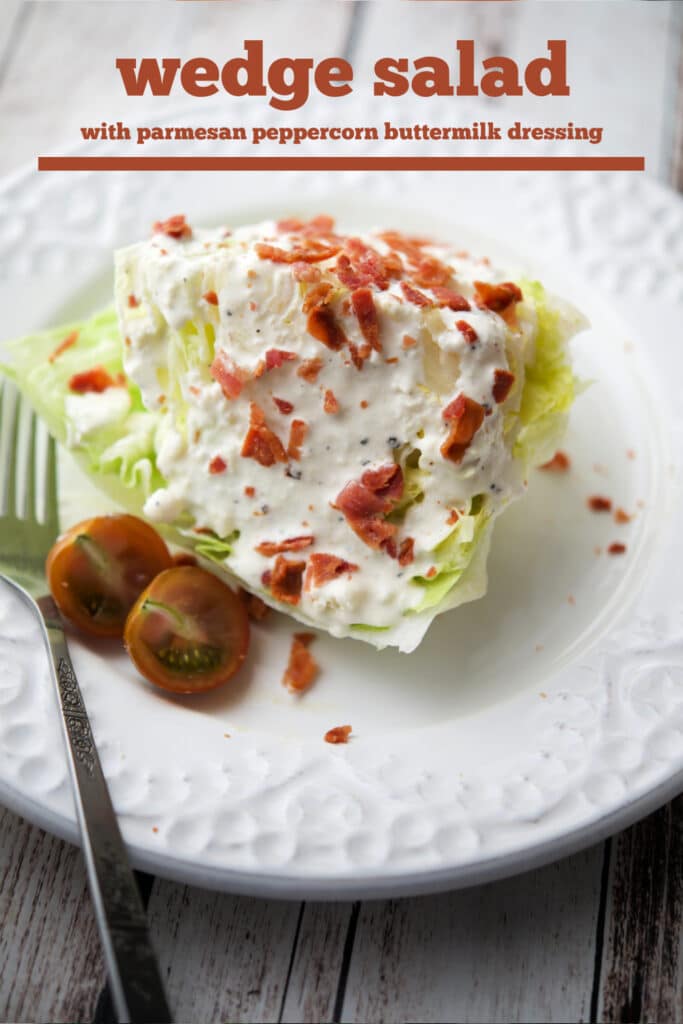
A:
[124,566,250,693]
[46,514,173,637]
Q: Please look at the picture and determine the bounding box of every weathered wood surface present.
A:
[1,4,683,1024]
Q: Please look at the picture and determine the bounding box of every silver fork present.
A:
[0,381,172,1024]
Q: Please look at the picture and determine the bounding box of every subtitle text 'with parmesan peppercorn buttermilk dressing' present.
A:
[112,215,585,651]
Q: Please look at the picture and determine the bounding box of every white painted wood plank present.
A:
[339,847,605,1024]
[280,902,354,1024]
[146,881,303,1023]
[0,0,24,76]
[0,0,352,177]
[0,806,105,1023]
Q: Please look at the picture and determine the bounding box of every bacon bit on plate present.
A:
[398,537,415,566]
[249,301,257,312]
[241,402,287,467]
[127,294,139,308]
[608,542,627,555]
[301,281,335,314]
[172,552,198,568]
[323,389,339,414]
[567,594,576,605]
[307,304,347,350]
[152,214,192,239]
[360,400,369,409]
[456,320,478,345]
[540,451,571,472]
[283,632,319,694]
[351,287,382,352]
[244,485,255,498]
[400,281,432,307]
[256,535,314,556]
[492,369,515,404]
[203,290,219,306]
[265,348,297,370]
[446,509,460,525]
[68,366,125,394]
[614,507,632,524]
[297,357,324,383]
[412,255,452,289]
[287,419,308,461]
[48,330,79,363]
[440,394,485,464]
[627,449,636,460]
[238,587,270,622]
[473,280,523,314]
[208,455,227,474]
[211,351,245,400]
[425,566,437,579]
[273,396,294,415]
[587,495,612,513]
[402,334,417,349]
[266,555,306,604]
[305,553,359,590]
[292,261,322,283]
[256,241,340,264]
[324,724,352,745]
[432,286,470,312]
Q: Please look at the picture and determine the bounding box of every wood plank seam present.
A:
[589,839,613,1023]
[332,901,360,1024]
[277,903,305,1024]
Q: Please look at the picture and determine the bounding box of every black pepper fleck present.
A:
[387,436,400,448]
[360,437,369,445]
[285,466,302,480]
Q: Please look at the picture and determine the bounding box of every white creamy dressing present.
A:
[114,220,535,636]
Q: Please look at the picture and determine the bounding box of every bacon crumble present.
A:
[238,587,270,622]
[474,280,522,315]
[402,334,417,349]
[266,555,306,604]
[287,419,308,460]
[398,537,415,566]
[432,286,470,312]
[297,357,324,383]
[588,495,612,513]
[305,553,359,590]
[324,724,352,745]
[48,330,79,363]
[440,394,485,463]
[351,287,382,351]
[273,397,294,415]
[455,320,478,345]
[153,214,192,239]
[333,464,403,556]
[127,294,139,308]
[211,352,246,400]
[283,633,319,693]
[607,542,627,555]
[203,290,219,306]
[400,281,432,307]
[68,366,125,394]
[492,369,515,404]
[241,402,287,467]
[256,536,314,556]
[614,507,632,524]
[540,451,571,473]
[307,304,347,350]
[208,455,227,474]
[323,389,339,414]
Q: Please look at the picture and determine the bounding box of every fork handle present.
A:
[36,594,173,1024]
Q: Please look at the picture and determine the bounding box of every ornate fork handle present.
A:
[35,593,173,1024]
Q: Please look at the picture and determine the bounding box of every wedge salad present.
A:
[1,215,586,652]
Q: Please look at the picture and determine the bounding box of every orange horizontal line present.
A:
[37,156,645,172]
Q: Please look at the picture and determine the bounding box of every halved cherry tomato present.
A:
[46,514,173,637]
[123,566,250,693]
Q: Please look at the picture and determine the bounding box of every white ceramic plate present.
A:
[1,113,683,898]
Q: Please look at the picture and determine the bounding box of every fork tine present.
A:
[3,385,20,517]
[44,432,59,532]
[22,410,38,522]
